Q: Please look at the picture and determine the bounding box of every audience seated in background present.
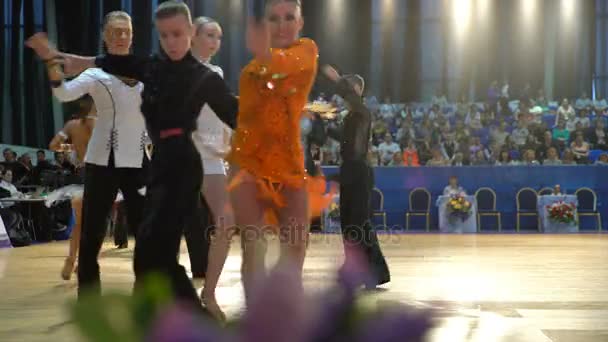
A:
[552,121,570,146]
[595,153,608,165]
[556,99,576,126]
[575,92,593,111]
[543,147,563,166]
[588,119,608,150]
[562,149,577,165]
[522,149,540,165]
[570,131,590,164]
[377,133,401,166]
[426,148,449,167]
[511,121,529,147]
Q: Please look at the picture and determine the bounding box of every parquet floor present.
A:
[1,234,607,341]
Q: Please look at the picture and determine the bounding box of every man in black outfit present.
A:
[322,65,390,289]
[30,2,238,307]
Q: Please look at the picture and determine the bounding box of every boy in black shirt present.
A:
[322,65,390,289]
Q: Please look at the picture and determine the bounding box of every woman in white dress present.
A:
[191,16,234,321]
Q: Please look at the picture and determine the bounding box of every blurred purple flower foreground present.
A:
[148,248,435,342]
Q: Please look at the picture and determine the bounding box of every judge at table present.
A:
[443,176,465,196]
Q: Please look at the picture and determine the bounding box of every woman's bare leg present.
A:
[229,169,268,306]
[62,197,82,280]
[200,174,235,321]
[276,186,309,284]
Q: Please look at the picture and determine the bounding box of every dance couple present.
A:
[27,0,389,320]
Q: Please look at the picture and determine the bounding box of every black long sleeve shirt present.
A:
[94,52,238,144]
[327,78,371,162]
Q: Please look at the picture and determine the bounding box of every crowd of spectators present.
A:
[316,82,608,167]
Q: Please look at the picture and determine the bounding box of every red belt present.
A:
[159,128,184,139]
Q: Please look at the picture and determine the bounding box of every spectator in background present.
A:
[490,121,509,148]
[562,149,577,165]
[1,149,28,185]
[511,121,529,147]
[488,80,500,111]
[377,133,401,166]
[451,152,465,166]
[569,109,590,132]
[570,131,590,164]
[417,137,434,165]
[402,139,420,166]
[380,97,395,120]
[403,153,420,167]
[485,142,501,163]
[471,149,490,166]
[522,149,540,165]
[465,104,483,130]
[388,152,403,166]
[456,94,469,119]
[431,90,448,109]
[575,92,593,111]
[595,153,608,165]
[443,175,465,196]
[440,136,458,161]
[454,120,471,142]
[395,120,415,144]
[521,135,538,155]
[556,99,576,127]
[372,118,388,145]
[588,119,608,150]
[537,131,561,161]
[501,81,510,100]
[426,148,449,167]
[367,148,379,167]
[495,150,513,166]
[543,147,563,166]
[535,88,548,108]
[469,136,484,160]
[593,97,607,115]
[552,121,570,146]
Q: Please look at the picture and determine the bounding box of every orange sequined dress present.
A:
[227,38,333,221]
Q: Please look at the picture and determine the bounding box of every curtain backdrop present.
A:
[0,0,605,147]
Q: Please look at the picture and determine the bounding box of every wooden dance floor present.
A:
[1,234,607,341]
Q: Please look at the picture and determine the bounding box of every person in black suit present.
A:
[322,66,390,289]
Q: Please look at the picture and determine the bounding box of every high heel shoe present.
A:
[61,257,75,280]
[200,293,226,323]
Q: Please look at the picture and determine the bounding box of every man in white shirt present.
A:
[511,121,529,147]
[575,92,593,110]
[556,99,576,127]
[594,98,608,114]
[377,133,401,166]
[41,12,147,298]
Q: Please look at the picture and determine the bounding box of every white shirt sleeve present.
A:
[52,69,97,102]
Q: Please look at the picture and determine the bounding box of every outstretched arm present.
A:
[322,65,367,114]
[202,72,239,130]
[49,121,72,152]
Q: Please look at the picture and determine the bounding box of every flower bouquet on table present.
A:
[446,192,472,222]
[546,201,577,224]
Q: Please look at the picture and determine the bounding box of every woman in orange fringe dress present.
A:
[227,0,332,307]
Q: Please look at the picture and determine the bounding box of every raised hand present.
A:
[25,32,58,61]
[322,65,340,82]
[246,18,271,62]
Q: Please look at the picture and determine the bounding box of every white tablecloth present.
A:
[436,195,478,233]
